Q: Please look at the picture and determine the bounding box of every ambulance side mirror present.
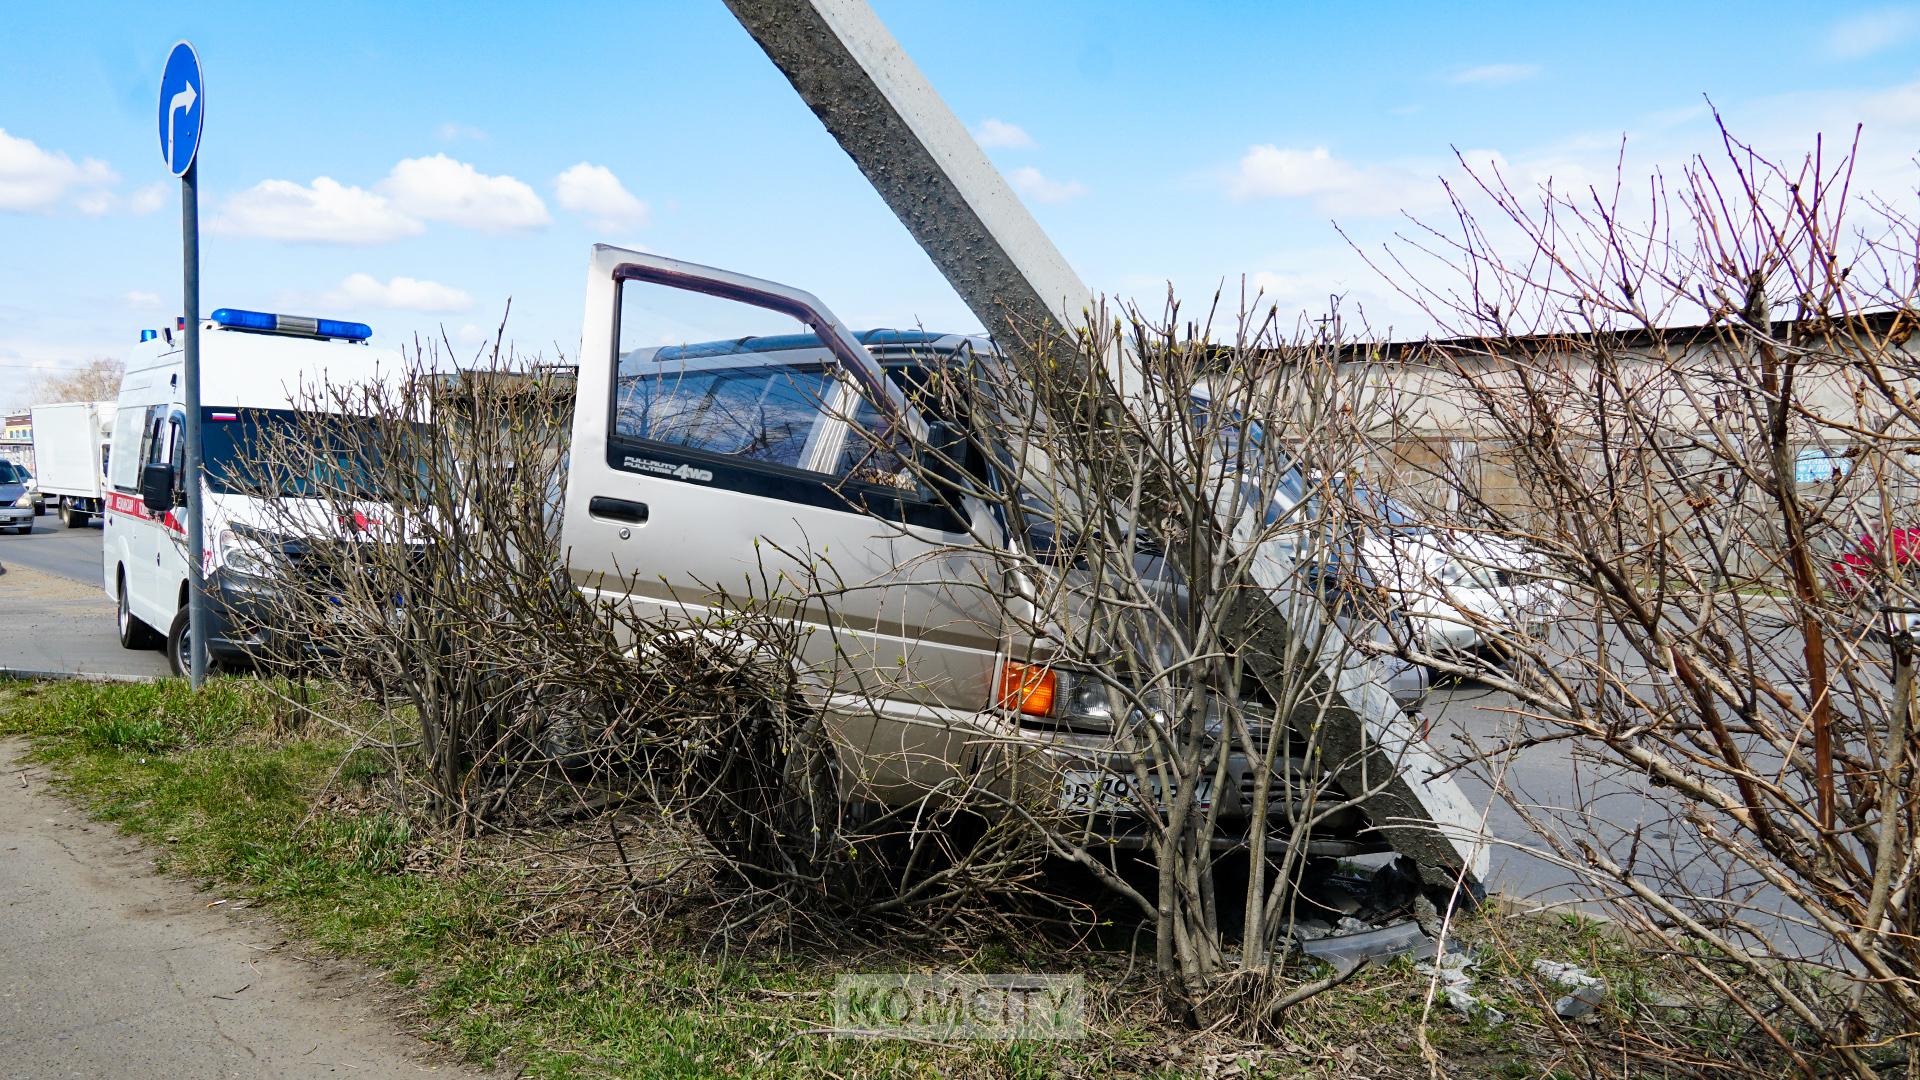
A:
[141,463,176,514]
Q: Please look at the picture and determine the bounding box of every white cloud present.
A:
[1228,145,1362,200]
[1010,166,1087,203]
[124,291,163,309]
[0,338,115,412]
[378,154,549,231]
[435,122,488,142]
[212,177,424,244]
[553,162,651,230]
[1825,8,1920,58]
[67,181,170,218]
[324,273,473,313]
[0,128,117,212]
[128,183,168,215]
[973,118,1035,149]
[1224,143,1471,217]
[1447,62,1541,87]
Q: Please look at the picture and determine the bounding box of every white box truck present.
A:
[30,401,116,528]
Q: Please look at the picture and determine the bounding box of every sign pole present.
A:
[161,39,207,688]
[181,160,208,688]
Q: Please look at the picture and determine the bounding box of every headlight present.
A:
[10,492,29,508]
[999,661,1116,730]
[216,528,274,578]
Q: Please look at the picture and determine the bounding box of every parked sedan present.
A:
[1279,478,1564,659]
[1832,528,1919,594]
[0,469,33,534]
[0,460,40,516]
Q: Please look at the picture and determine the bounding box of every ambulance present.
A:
[101,309,399,676]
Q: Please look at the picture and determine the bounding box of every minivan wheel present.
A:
[117,579,163,650]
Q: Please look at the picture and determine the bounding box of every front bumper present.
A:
[1409,583,1564,654]
[0,506,32,528]
[206,568,408,665]
[200,570,285,661]
[830,693,1389,857]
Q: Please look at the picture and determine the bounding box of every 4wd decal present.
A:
[621,455,713,484]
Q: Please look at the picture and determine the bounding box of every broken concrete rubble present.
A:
[1418,949,1505,1024]
[1298,919,1435,976]
[1533,959,1607,1020]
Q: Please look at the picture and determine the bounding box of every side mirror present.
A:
[141,463,176,514]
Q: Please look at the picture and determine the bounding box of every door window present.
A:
[621,359,836,471]
[109,406,145,491]
[612,278,925,499]
[137,407,168,473]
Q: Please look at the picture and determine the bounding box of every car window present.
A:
[1346,482,1428,535]
[622,360,836,470]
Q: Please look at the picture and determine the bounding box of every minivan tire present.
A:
[117,578,163,650]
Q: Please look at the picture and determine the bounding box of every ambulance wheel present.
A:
[167,607,194,678]
[117,578,162,650]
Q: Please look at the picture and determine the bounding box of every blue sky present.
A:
[5,1,1920,408]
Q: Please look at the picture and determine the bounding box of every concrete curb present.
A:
[1490,892,1632,943]
[0,667,163,685]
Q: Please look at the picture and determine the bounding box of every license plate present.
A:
[1059,769,1213,814]
[322,596,404,626]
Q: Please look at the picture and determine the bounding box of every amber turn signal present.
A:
[998,660,1057,717]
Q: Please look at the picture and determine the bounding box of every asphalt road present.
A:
[0,512,104,586]
[1422,632,1844,961]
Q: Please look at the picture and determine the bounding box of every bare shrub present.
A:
[1353,121,1920,1073]
[823,300,1476,1026]
[212,336,1040,939]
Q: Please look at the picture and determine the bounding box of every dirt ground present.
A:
[0,738,496,1079]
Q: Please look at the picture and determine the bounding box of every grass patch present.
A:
[0,678,1768,1078]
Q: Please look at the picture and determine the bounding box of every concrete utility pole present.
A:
[720,0,1090,355]
[722,0,1489,891]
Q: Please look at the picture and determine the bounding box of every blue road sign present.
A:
[158,41,203,177]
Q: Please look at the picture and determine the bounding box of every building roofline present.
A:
[1345,307,1919,363]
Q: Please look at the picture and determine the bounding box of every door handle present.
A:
[589,496,649,524]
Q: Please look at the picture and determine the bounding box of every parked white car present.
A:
[1331,482,1564,657]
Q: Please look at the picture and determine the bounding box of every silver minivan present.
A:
[560,246,1433,860]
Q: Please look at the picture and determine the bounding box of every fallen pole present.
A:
[722,0,1490,891]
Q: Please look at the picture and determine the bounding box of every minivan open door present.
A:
[561,246,1004,754]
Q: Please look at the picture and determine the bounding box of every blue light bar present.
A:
[315,317,373,341]
[211,308,275,331]
[210,307,372,342]
[140,329,158,343]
